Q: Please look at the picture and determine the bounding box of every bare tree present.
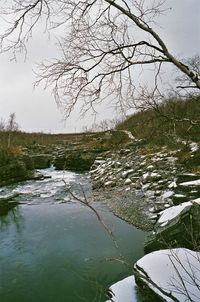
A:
[175,54,200,96]
[0,1,199,116]
[6,113,19,147]
[0,118,6,132]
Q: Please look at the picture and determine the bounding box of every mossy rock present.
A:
[0,160,32,186]
[54,150,98,171]
[30,154,52,169]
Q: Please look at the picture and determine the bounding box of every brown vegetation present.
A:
[116,96,200,146]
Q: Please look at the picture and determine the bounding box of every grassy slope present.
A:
[116,96,200,147]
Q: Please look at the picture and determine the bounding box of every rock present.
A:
[121,169,134,179]
[173,194,188,205]
[142,172,150,183]
[124,178,132,185]
[176,173,200,184]
[105,180,116,188]
[144,199,200,253]
[154,190,161,196]
[160,190,174,200]
[0,160,33,187]
[54,150,98,172]
[0,192,20,202]
[134,248,200,302]
[30,154,52,169]
[146,164,154,171]
[105,276,137,302]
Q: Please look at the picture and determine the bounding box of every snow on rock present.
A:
[161,190,174,200]
[122,130,136,140]
[192,197,200,204]
[105,276,137,302]
[124,178,132,185]
[168,180,177,188]
[174,194,186,198]
[105,180,116,187]
[146,165,154,171]
[157,198,200,226]
[190,142,199,153]
[121,169,134,178]
[179,179,200,187]
[158,201,192,225]
[135,248,200,302]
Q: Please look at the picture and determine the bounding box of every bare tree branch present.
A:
[0,1,199,116]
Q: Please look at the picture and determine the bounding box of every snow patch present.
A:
[158,201,192,225]
[161,190,174,200]
[135,248,200,302]
[105,276,137,302]
[168,180,177,188]
[190,142,199,152]
[180,179,200,186]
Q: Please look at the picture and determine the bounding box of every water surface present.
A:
[0,168,146,302]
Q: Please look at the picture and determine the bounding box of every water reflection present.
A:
[0,169,146,302]
[0,205,23,232]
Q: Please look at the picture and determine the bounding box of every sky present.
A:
[0,0,199,134]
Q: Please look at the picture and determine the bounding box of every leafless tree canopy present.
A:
[7,113,19,132]
[0,0,199,116]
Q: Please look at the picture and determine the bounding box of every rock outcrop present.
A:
[53,149,99,172]
[0,159,34,187]
[144,199,200,253]
[30,154,52,169]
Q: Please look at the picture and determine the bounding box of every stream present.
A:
[0,167,146,302]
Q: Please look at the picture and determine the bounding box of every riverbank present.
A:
[88,138,200,301]
[89,140,184,230]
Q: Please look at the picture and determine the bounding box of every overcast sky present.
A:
[0,0,199,133]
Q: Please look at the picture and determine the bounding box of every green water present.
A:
[0,169,146,302]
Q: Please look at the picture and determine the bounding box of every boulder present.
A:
[0,160,33,187]
[54,150,98,172]
[30,154,52,169]
[144,199,200,253]
[134,248,200,302]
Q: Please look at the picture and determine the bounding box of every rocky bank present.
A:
[88,137,200,301]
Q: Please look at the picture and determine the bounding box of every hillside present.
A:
[116,95,200,146]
